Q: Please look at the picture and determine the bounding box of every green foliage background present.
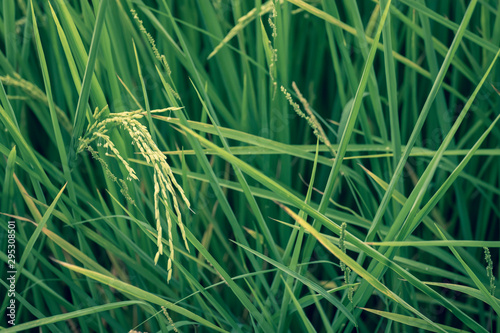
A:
[0,0,499,332]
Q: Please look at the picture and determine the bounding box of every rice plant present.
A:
[0,0,499,332]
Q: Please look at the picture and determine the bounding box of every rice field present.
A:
[0,0,499,332]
